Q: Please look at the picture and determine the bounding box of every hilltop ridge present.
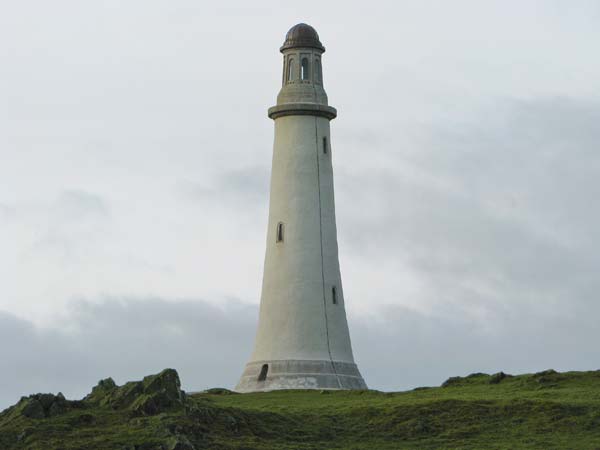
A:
[2,368,600,449]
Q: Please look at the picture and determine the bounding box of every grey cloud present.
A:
[354,302,600,392]
[179,166,270,206]
[29,190,111,262]
[224,167,270,199]
[52,190,109,221]
[0,298,256,411]
[0,203,14,220]
[336,97,600,319]
[2,296,600,412]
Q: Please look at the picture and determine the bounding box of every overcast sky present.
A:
[1,0,600,410]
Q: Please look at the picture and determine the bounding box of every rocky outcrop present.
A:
[489,371,512,384]
[0,369,186,424]
[85,368,186,416]
[9,392,80,419]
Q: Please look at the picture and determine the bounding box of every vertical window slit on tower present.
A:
[301,57,309,80]
[258,364,269,382]
[323,136,328,154]
[315,58,322,83]
[287,59,294,82]
[281,55,286,85]
[332,286,337,304]
[276,222,284,243]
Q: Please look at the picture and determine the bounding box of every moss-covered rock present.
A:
[441,376,462,387]
[84,369,186,416]
[488,371,512,384]
[20,399,45,419]
[6,392,77,420]
[85,377,117,404]
[202,388,236,395]
[142,369,185,402]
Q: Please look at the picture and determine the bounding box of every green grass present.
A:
[2,369,600,449]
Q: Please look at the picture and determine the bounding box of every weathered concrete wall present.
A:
[236,26,366,392]
[251,114,354,363]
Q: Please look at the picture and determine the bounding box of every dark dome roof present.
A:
[280,23,325,52]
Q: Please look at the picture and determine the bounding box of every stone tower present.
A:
[236,23,367,392]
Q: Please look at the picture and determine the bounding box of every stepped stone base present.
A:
[235,359,368,393]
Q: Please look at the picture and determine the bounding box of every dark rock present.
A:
[85,369,186,416]
[132,395,160,416]
[489,372,511,384]
[21,399,45,419]
[134,369,186,416]
[203,388,235,395]
[48,401,67,417]
[94,378,117,393]
[99,378,117,390]
[112,382,145,409]
[441,376,462,387]
[466,372,489,378]
[85,377,119,405]
[37,393,56,410]
[19,393,73,419]
[142,369,186,404]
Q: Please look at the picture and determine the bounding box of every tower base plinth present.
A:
[235,359,367,393]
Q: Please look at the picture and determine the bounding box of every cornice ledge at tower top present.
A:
[268,103,337,120]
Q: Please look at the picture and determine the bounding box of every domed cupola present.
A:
[280,23,325,52]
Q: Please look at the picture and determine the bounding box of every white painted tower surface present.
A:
[236,24,367,392]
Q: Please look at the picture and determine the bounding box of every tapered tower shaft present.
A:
[236,23,366,392]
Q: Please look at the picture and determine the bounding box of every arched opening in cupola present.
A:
[287,59,295,82]
[301,57,309,80]
[315,58,322,83]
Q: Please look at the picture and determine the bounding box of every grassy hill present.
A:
[1,368,600,449]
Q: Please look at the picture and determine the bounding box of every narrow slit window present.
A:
[258,364,269,381]
[301,57,309,80]
[332,286,337,304]
[315,58,322,83]
[276,222,284,243]
[287,59,294,82]
[323,136,328,154]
